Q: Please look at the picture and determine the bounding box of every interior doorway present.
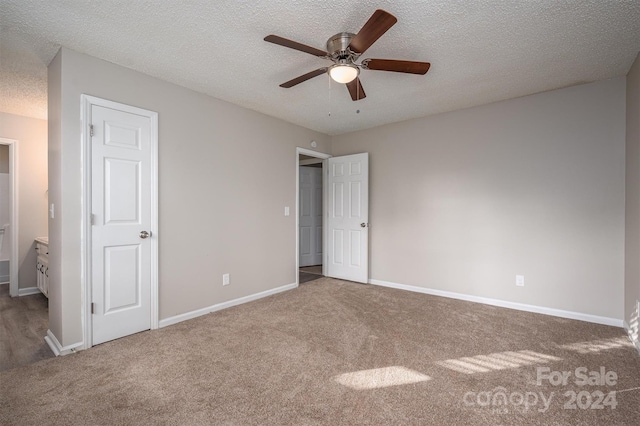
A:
[299,161,323,267]
[0,138,18,296]
[296,148,330,285]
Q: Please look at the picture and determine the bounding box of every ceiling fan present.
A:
[264,9,431,101]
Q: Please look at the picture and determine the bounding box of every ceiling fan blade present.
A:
[348,9,397,54]
[264,35,328,57]
[363,59,431,75]
[280,68,328,88]
[346,77,366,101]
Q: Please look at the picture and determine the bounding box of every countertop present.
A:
[35,237,48,245]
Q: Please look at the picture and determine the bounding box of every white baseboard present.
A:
[159,282,298,328]
[44,329,83,356]
[18,286,41,296]
[623,321,640,354]
[369,279,623,328]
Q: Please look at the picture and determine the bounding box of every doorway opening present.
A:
[0,138,18,296]
[296,148,330,285]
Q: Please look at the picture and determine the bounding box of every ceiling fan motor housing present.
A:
[327,32,358,60]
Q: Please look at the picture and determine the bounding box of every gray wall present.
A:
[332,78,626,320]
[47,51,63,340]
[626,52,640,335]
[47,46,632,348]
[48,48,331,347]
[0,112,48,290]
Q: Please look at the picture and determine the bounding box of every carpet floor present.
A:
[1,278,639,425]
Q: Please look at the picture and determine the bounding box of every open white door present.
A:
[326,153,369,283]
[89,100,156,345]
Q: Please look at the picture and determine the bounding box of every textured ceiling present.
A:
[1,0,639,135]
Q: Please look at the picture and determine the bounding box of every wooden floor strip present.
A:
[0,284,53,371]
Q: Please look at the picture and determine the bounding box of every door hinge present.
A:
[91,302,95,314]
[90,214,95,225]
[90,124,94,137]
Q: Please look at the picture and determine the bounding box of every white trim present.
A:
[0,138,19,297]
[80,95,159,350]
[297,147,331,159]
[623,321,640,354]
[159,282,298,328]
[295,147,331,283]
[44,329,82,356]
[18,286,41,296]
[369,279,624,327]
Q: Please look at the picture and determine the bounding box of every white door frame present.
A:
[296,148,331,283]
[0,138,19,296]
[80,95,159,349]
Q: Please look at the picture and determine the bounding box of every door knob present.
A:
[139,231,150,239]
[361,223,368,228]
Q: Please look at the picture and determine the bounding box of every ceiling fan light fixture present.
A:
[329,64,359,84]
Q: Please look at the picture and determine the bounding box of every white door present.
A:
[326,153,369,283]
[299,166,323,267]
[91,104,154,345]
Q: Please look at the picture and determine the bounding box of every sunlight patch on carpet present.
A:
[436,350,562,374]
[558,336,632,354]
[334,366,431,390]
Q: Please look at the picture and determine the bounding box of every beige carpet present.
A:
[1,277,639,425]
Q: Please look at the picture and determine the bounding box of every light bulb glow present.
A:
[329,65,359,84]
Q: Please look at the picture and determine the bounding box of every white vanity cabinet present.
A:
[35,237,49,298]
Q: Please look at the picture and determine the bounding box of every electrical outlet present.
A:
[516,275,525,287]
[222,273,230,286]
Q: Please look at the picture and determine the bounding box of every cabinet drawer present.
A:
[36,243,49,257]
